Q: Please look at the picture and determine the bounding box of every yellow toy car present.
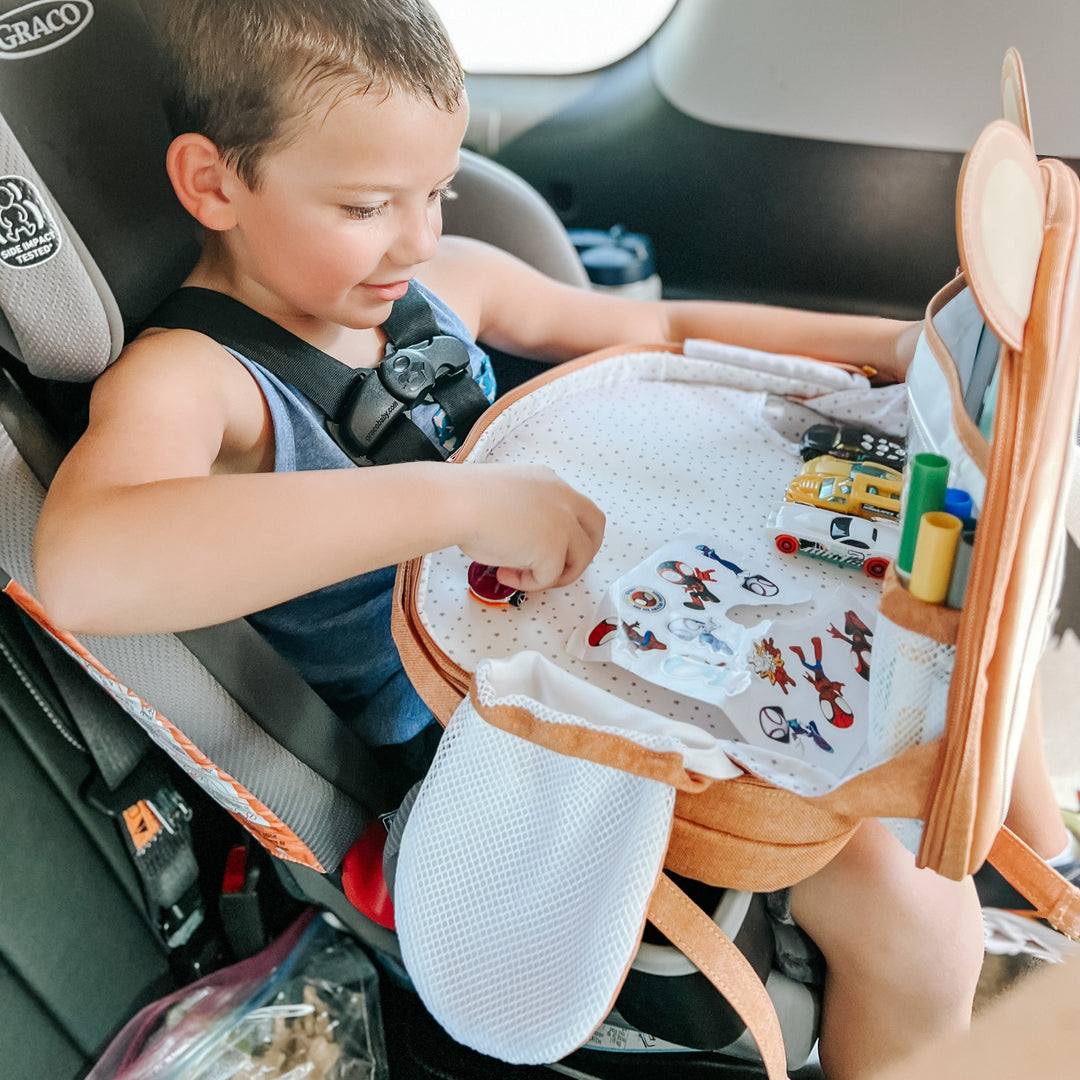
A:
[785,457,902,520]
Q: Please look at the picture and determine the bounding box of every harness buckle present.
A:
[330,334,475,460]
[380,334,472,398]
[332,373,409,459]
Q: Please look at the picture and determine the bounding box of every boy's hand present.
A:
[456,464,605,593]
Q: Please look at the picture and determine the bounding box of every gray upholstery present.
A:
[0,412,372,872]
[447,149,589,288]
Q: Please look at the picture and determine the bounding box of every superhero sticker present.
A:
[727,586,876,777]
[567,533,813,704]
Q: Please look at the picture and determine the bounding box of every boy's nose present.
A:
[392,206,440,265]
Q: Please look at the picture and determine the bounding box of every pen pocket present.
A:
[865,568,960,770]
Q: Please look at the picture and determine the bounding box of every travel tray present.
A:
[393,110,1080,928]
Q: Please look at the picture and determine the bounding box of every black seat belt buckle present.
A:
[424,334,473,382]
[379,341,442,403]
[85,772,206,949]
[381,334,473,393]
[329,370,411,460]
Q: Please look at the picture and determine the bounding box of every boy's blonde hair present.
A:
[164,0,466,188]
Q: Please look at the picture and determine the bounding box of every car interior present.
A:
[2,1,1079,1078]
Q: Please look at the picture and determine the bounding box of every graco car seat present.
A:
[0,0,597,1062]
[0,3,822,1078]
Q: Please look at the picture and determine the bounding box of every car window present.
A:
[430,0,677,74]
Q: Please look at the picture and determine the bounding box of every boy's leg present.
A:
[1002,683,1072,860]
[791,818,983,1080]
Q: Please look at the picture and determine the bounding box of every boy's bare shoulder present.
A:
[87,327,271,475]
[103,325,245,388]
[422,235,544,333]
[421,235,498,314]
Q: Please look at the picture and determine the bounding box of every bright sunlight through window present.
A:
[429,0,677,75]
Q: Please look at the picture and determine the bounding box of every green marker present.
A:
[898,452,950,574]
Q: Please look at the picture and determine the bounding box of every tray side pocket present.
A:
[866,568,960,772]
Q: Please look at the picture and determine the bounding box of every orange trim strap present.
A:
[3,579,325,872]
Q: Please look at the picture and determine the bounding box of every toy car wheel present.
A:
[863,556,889,579]
[774,534,799,555]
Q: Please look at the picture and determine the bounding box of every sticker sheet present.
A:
[726,584,877,778]
[569,537,878,780]
[568,533,813,705]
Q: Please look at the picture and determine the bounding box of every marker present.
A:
[945,526,977,610]
[898,452,950,574]
[909,512,963,604]
[943,487,973,521]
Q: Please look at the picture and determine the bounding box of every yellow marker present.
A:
[909,511,963,604]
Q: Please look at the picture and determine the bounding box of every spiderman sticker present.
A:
[789,636,854,728]
[655,560,721,610]
[828,610,873,681]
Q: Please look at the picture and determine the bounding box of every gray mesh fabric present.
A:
[0,420,367,871]
[0,110,122,380]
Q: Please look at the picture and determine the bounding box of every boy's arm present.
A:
[33,331,603,636]
[428,237,920,383]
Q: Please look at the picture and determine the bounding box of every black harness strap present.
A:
[380,284,492,438]
[146,285,491,465]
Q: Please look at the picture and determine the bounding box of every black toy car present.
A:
[798,423,907,469]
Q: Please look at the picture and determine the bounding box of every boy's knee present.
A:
[792,822,984,1008]
[853,876,983,1008]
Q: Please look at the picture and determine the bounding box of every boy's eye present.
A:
[431,185,458,204]
[343,203,385,220]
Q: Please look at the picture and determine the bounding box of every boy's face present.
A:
[223,86,469,330]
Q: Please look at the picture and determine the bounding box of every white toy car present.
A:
[765,501,899,579]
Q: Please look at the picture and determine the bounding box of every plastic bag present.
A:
[88,911,388,1080]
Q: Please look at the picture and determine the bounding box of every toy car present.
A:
[799,423,907,469]
[766,501,899,579]
[786,457,902,520]
[467,561,527,607]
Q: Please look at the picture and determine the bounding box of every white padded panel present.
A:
[653,0,1080,156]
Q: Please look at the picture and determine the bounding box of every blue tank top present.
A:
[231,282,497,746]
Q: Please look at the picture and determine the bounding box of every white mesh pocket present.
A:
[867,613,955,768]
[395,656,677,1064]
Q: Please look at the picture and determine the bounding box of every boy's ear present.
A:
[166,133,241,231]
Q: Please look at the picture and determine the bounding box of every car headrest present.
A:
[0,0,201,379]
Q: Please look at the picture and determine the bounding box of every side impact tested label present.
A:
[0,175,61,268]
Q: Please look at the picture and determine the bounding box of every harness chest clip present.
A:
[329,334,475,460]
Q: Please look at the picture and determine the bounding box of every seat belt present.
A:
[0,367,391,813]
[0,588,204,951]
[145,285,492,465]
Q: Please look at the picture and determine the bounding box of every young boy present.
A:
[33,1,983,1076]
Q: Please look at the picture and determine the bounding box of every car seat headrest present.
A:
[0,0,201,381]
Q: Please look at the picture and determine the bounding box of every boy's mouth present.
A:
[361,279,411,302]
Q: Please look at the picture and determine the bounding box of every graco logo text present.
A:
[0,0,93,59]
